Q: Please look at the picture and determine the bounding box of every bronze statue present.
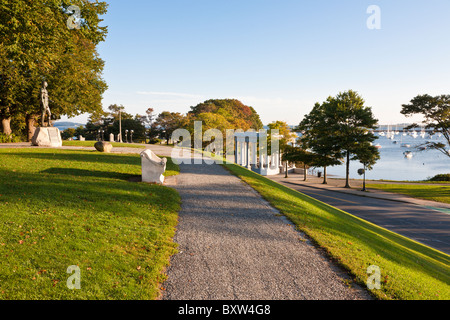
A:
[40,81,52,127]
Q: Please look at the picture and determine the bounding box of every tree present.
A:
[401,94,450,158]
[188,99,264,131]
[299,91,380,188]
[267,121,297,152]
[282,146,315,181]
[0,0,108,141]
[355,142,380,191]
[326,91,379,188]
[152,111,188,144]
[297,102,342,184]
[61,128,76,140]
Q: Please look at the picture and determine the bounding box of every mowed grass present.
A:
[366,184,450,204]
[223,163,450,300]
[0,148,180,299]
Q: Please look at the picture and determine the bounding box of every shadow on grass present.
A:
[5,150,141,166]
[41,168,135,180]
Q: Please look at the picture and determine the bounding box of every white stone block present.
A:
[140,149,167,184]
[31,127,62,147]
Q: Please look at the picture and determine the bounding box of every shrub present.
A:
[428,173,450,182]
[0,133,25,143]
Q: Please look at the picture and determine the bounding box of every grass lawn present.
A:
[0,148,180,299]
[223,162,450,300]
[366,184,450,205]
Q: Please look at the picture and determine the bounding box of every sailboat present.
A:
[403,151,413,159]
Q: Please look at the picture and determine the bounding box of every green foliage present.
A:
[428,174,450,182]
[77,105,147,142]
[401,94,450,158]
[61,128,76,140]
[0,133,23,143]
[267,121,296,152]
[0,0,108,137]
[298,90,380,186]
[151,111,188,144]
[188,99,264,131]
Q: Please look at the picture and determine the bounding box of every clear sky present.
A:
[62,0,450,126]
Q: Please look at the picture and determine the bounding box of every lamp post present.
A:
[285,160,289,178]
[358,167,367,192]
[98,129,101,141]
[125,130,129,143]
[119,109,123,143]
[130,130,134,143]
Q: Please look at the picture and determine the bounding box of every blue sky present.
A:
[63,0,450,125]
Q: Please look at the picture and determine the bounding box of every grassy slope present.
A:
[0,148,180,299]
[223,162,450,300]
[366,184,450,204]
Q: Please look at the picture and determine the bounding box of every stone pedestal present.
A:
[31,127,62,147]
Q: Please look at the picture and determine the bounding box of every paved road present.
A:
[162,160,371,300]
[269,176,450,255]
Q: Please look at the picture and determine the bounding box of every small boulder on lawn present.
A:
[94,141,113,153]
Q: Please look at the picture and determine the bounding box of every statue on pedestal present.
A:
[40,81,52,127]
[31,80,62,147]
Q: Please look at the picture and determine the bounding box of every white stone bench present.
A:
[140,149,167,184]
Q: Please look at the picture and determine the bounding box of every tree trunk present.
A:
[323,166,328,184]
[303,163,307,181]
[26,114,39,142]
[1,117,12,136]
[344,151,351,188]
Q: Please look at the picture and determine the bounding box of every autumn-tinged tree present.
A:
[267,121,297,152]
[188,99,263,131]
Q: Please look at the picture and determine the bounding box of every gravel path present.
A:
[162,160,371,300]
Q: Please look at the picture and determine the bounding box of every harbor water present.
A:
[325,132,449,181]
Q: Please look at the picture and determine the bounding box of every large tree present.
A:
[401,94,450,158]
[188,99,264,131]
[299,91,379,188]
[325,91,379,188]
[297,102,342,184]
[0,0,108,141]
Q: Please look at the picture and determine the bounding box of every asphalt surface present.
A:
[269,176,450,255]
[162,160,371,300]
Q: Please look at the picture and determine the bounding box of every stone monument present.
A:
[140,149,167,184]
[31,81,62,147]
